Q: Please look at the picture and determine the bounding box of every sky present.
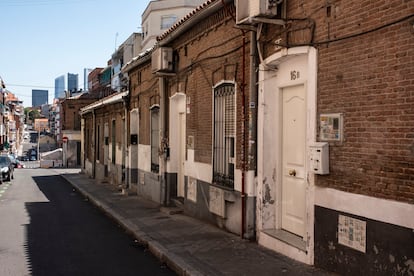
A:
[0,0,151,107]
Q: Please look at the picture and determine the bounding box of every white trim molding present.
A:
[315,186,414,229]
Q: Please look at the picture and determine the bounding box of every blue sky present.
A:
[0,0,150,106]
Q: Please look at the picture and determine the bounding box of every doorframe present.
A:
[257,46,317,265]
[168,92,186,199]
[178,112,186,198]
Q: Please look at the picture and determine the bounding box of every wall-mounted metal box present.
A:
[309,142,329,175]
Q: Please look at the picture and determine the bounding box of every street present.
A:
[0,168,175,276]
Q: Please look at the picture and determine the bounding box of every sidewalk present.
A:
[57,169,333,276]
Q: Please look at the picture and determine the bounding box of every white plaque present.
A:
[338,214,366,253]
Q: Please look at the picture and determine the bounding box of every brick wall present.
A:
[264,0,414,203]
[129,61,159,146]
[61,98,96,131]
[166,6,251,167]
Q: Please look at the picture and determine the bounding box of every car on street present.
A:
[0,155,14,182]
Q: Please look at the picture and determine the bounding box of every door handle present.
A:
[288,169,296,176]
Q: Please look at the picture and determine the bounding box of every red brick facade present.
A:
[261,0,414,204]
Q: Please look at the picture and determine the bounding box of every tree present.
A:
[24,108,40,124]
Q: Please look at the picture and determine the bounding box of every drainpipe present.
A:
[122,94,129,190]
[159,76,169,206]
[241,31,247,239]
[247,30,258,239]
[92,109,96,178]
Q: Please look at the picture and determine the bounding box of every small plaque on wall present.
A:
[338,215,366,253]
[130,134,138,145]
[320,113,343,141]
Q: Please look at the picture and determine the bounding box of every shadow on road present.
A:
[24,175,175,276]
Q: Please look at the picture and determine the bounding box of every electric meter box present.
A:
[309,142,329,175]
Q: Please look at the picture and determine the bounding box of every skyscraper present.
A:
[83,68,92,91]
[54,75,65,99]
[32,89,48,107]
[67,73,78,93]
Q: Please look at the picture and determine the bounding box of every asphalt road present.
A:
[0,168,175,276]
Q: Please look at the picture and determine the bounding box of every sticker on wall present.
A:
[320,113,343,141]
[338,214,366,253]
[187,176,197,203]
[186,96,191,114]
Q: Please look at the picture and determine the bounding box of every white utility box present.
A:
[309,142,329,175]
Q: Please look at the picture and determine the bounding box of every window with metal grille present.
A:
[151,106,160,173]
[213,84,235,188]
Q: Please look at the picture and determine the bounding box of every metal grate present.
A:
[213,84,235,188]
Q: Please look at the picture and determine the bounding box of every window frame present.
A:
[212,82,236,189]
[160,14,177,30]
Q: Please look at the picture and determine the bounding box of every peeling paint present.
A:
[389,254,395,263]
[328,241,336,250]
[373,245,379,254]
[405,259,414,275]
[262,178,275,205]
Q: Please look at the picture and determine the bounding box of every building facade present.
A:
[250,0,414,273]
[111,33,142,93]
[141,0,205,50]
[54,75,65,99]
[67,73,78,94]
[80,0,414,275]
[32,89,48,107]
[83,68,92,91]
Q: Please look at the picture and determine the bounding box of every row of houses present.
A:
[0,79,25,155]
[69,0,413,274]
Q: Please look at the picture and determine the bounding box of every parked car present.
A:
[0,155,14,182]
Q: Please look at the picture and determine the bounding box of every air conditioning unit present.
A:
[236,0,285,25]
[151,47,173,73]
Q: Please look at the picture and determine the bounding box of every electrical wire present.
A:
[275,13,414,48]
[0,0,100,7]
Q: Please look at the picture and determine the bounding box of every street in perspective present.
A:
[1,0,413,275]
[0,168,174,276]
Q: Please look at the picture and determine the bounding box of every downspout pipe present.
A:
[92,109,96,179]
[122,93,129,190]
[241,31,247,239]
[246,30,258,240]
[238,23,259,241]
[159,76,169,206]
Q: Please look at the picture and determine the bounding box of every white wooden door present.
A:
[178,113,185,198]
[281,84,306,237]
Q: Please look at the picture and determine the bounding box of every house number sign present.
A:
[291,70,300,80]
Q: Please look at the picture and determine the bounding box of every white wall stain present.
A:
[389,254,395,263]
[405,259,414,275]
